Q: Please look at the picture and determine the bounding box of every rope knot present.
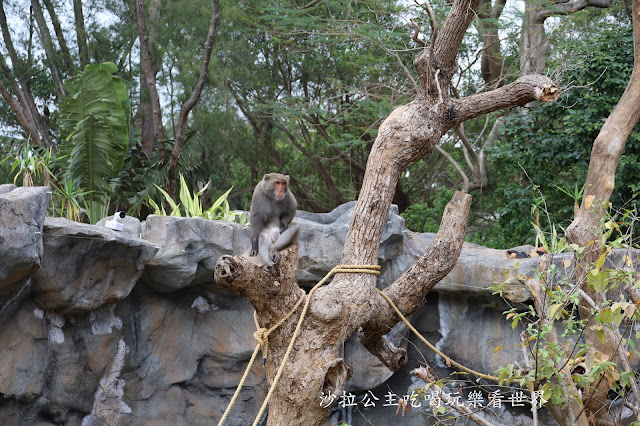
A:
[253,327,269,348]
[219,264,382,426]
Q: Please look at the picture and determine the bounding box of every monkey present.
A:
[249,173,298,265]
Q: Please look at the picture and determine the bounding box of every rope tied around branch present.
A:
[218,263,498,426]
[252,288,305,364]
[218,264,380,426]
[375,289,500,382]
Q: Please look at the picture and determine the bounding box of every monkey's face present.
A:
[273,181,287,201]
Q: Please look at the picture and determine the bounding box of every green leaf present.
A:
[154,184,181,216]
[207,186,234,219]
[58,63,130,208]
[548,303,564,320]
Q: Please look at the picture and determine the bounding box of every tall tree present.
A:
[215,0,558,424]
[167,0,220,197]
[564,0,640,422]
[30,0,65,98]
[520,0,611,75]
[73,0,89,68]
[42,0,75,76]
[425,0,613,205]
[135,0,166,157]
[219,0,416,212]
[0,0,53,148]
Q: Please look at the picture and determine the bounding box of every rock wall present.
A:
[0,186,633,425]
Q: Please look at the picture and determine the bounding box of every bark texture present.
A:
[565,1,640,422]
[0,1,53,149]
[214,0,559,424]
[477,0,506,87]
[31,0,65,99]
[73,0,89,68]
[135,0,166,158]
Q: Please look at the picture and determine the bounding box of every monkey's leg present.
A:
[268,224,300,264]
[259,225,281,265]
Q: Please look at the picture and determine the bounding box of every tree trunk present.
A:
[135,0,166,159]
[520,0,611,76]
[0,2,52,149]
[477,0,506,87]
[30,0,65,98]
[138,72,155,158]
[42,0,75,76]
[214,0,559,424]
[168,0,220,198]
[565,1,640,422]
[73,0,89,69]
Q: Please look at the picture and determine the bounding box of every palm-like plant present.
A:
[58,62,131,223]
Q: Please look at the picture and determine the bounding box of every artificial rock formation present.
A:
[0,185,49,295]
[0,185,635,425]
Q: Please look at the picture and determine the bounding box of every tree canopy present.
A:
[0,0,636,238]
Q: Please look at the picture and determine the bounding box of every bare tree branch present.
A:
[435,145,470,192]
[359,191,471,369]
[42,0,75,76]
[449,74,558,129]
[168,0,221,197]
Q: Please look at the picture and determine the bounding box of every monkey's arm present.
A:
[249,221,263,257]
[278,211,295,233]
[278,194,297,232]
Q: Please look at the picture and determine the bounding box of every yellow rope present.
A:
[217,288,305,426]
[250,265,381,426]
[218,263,498,425]
[376,289,500,382]
[217,264,380,426]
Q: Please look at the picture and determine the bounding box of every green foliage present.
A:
[0,139,99,222]
[57,62,131,223]
[0,137,53,187]
[494,204,640,415]
[213,0,416,211]
[53,177,92,222]
[402,187,456,233]
[473,22,638,247]
[149,174,247,223]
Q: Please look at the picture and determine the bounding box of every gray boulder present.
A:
[0,186,50,295]
[141,215,246,293]
[296,202,405,286]
[141,203,406,292]
[0,183,17,194]
[117,286,266,425]
[30,217,159,314]
[0,299,48,403]
[384,230,543,302]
